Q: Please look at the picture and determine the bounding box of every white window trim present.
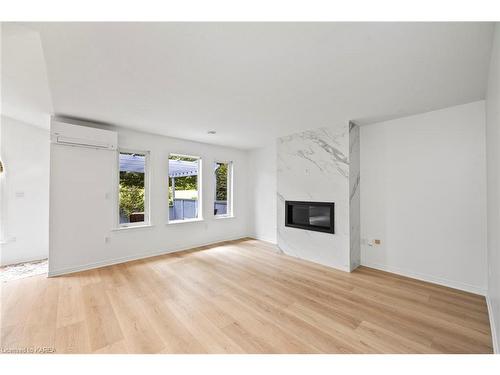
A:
[167,218,204,225]
[214,160,234,218]
[116,149,151,229]
[168,153,203,223]
[112,224,155,231]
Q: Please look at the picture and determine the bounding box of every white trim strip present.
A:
[361,261,487,296]
[48,235,249,277]
[486,296,499,354]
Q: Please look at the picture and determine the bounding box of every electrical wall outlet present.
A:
[364,238,381,247]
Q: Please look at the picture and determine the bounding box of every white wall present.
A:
[0,116,50,265]
[49,120,250,276]
[248,143,277,243]
[360,101,488,295]
[485,23,500,353]
[1,24,53,129]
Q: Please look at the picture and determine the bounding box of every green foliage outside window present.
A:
[171,175,197,191]
[215,163,228,201]
[120,185,145,217]
[120,171,144,187]
[119,171,145,217]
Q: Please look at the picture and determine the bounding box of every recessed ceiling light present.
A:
[207,130,216,135]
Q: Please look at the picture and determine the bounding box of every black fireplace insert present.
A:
[285,201,335,234]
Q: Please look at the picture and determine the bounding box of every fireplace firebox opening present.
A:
[285,201,335,234]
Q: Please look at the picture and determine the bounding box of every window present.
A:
[118,151,149,227]
[168,154,202,222]
[214,161,232,217]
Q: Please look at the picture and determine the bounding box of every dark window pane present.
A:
[309,206,330,228]
[292,205,310,226]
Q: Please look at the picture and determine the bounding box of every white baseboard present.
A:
[248,234,277,245]
[1,255,48,267]
[48,235,250,277]
[486,296,499,354]
[248,235,277,245]
[361,261,487,296]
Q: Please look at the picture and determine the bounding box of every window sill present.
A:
[167,218,204,225]
[213,215,235,220]
[112,224,154,231]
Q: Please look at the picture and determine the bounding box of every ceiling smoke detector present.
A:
[207,130,216,135]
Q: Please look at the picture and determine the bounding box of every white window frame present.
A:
[117,149,151,228]
[214,160,233,218]
[168,153,203,223]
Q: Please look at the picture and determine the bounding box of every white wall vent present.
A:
[51,120,118,150]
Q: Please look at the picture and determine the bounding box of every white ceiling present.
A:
[3,22,495,149]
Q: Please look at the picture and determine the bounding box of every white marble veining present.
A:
[277,125,351,271]
[349,121,361,270]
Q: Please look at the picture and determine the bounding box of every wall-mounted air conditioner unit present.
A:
[50,120,118,150]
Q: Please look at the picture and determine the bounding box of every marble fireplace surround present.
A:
[277,122,360,272]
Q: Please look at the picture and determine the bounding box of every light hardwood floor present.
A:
[0,238,493,354]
